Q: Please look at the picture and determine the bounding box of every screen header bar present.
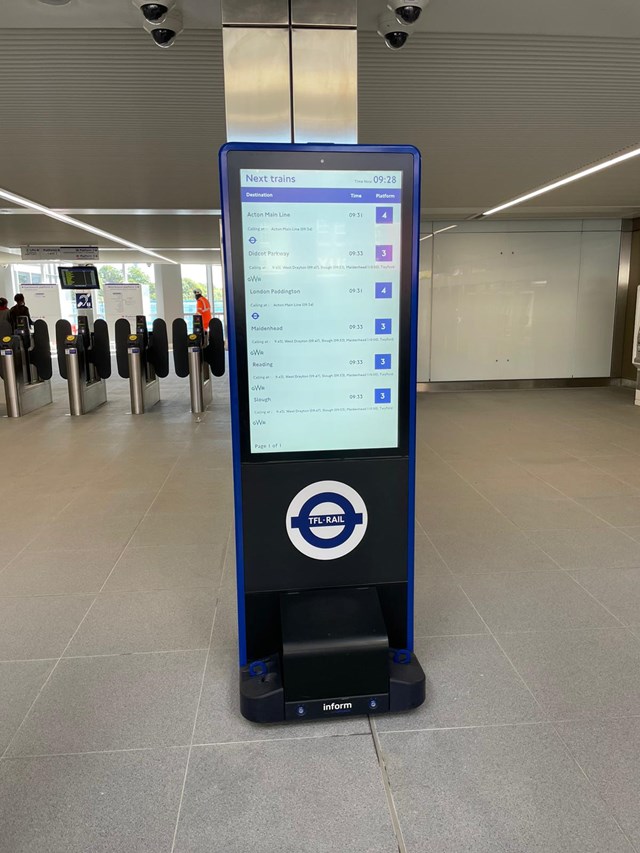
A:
[240,169,402,189]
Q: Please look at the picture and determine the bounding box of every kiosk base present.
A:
[239,586,426,724]
[239,650,425,723]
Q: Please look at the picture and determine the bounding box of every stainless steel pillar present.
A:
[188,346,205,413]
[1,348,21,418]
[66,349,84,417]
[222,0,357,144]
[128,347,145,415]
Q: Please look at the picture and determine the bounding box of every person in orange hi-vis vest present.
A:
[193,288,212,330]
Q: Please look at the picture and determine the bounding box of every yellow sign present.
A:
[2,336,11,343]
[66,335,75,342]
[189,334,197,340]
[129,335,137,341]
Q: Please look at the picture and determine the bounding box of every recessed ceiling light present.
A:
[483,145,640,217]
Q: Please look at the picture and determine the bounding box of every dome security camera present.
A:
[131,1,176,23]
[377,12,411,50]
[387,1,427,26]
[143,8,183,48]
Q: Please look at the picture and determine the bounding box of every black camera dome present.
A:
[141,3,169,22]
[385,31,408,49]
[151,27,176,47]
[395,5,422,24]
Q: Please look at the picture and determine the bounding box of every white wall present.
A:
[0,265,12,299]
[417,220,622,382]
[154,264,184,325]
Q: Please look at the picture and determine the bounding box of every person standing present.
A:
[193,288,212,330]
[0,297,10,327]
[9,293,32,330]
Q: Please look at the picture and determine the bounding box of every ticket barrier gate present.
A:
[172,315,225,414]
[55,316,110,416]
[115,315,169,414]
[0,317,53,418]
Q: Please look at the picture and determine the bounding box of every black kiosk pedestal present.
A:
[220,143,425,722]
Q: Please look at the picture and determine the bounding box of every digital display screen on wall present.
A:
[58,265,101,290]
[239,168,404,455]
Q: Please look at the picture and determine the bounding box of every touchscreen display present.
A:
[240,168,403,454]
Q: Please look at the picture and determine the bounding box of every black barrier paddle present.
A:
[172,318,189,378]
[31,320,53,381]
[150,318,169,378]
[55,319,72,380]
[92,319,112,379]
[114,318,131,379]
[204,317,226,378]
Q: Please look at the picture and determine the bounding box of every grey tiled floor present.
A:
[3,377,640,851]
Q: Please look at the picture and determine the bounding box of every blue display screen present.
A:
[240,168,403,454]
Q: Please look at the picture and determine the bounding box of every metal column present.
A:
[66,349,84,417]
[188,346,205,413]
[1,347,21,418]
[128,347,146,415]
[221,0,358,144]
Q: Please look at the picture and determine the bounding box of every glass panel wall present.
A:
[179,263,225,331]
[181,263,208,322]
[96,263,157,327]
[7,261,221,333]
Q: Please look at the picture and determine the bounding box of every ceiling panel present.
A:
[0,29,226,210]
[0,213,219,248]
[358,31,640,217]
[0,0,221,29]
[357,0,640,37]
[3,0,640,38]
[0,13,639,257]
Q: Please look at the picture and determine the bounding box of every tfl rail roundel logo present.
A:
[286,481,368,561]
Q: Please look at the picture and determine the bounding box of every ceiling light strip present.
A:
[0,187,177,263]
[483,145,640,217]
[420,225,458,241]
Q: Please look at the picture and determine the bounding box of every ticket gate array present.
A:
[115,315,169,414]
[0,317,53,418]
[55,315,111,416]
[172,315,225,414]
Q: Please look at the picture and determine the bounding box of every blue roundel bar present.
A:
[290,492,364,549]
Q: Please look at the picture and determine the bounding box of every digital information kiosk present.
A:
[220,143,425,722]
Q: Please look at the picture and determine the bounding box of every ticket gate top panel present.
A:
[220,143,421,464]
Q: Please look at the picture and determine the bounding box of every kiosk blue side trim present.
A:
[219,146,248,666]
[406,148,421,653]
[219,141,422,664]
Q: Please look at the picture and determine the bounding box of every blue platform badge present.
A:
[286,481,368,561]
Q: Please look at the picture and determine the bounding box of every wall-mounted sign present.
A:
[21,245,100,262]
[103,282,143,328]
[75,293,93,310]
[20,283,60,325]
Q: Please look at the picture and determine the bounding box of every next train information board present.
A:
[220,144,424,722]
[58,265,101,290]
[241,168,403,454]
[222,144,419,463]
